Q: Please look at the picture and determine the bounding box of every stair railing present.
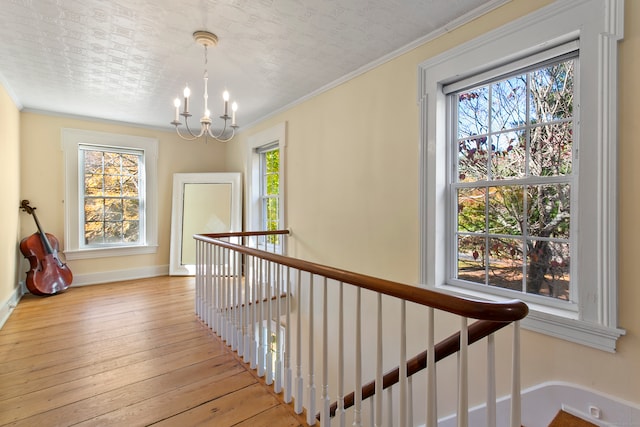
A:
[194,230,528,427]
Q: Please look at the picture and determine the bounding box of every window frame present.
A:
[62,128,158,259]
[446,49,578,311]
[79,144,146,249]
[418,0,625,352]
[246,123,286,251]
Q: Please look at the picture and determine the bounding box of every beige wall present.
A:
[227,0,639,408]
[0,85,21,305]
[18,112,229,279]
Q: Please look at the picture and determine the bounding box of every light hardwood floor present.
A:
[0,276,305,426]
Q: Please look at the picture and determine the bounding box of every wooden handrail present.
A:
[195,232,528,322]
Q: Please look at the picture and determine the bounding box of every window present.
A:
[247,123,286,251]
[418,0,624,351]
[449,52,576,306]
[62,129,158,259]
[80,145,144,247]
[259,144,280,245]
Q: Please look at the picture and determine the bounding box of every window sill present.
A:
[64,245,158,260]
[434,284,625,353]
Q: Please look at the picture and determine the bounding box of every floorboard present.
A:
[0,276,305,426]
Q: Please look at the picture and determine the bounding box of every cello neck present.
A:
[20,200,56,255]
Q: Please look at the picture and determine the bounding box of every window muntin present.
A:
[80,145,144,247]
[450,55,575,302]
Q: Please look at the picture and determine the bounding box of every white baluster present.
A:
[487,333,496,427]
[258,258,266,377]
[284,266,293,404]
[250,256,258,369]
[275,263,283,393]
[243,254,252,364]
[236,250,243,356]
[510,321,521,427]
[458,317,469,427]
[195,240,200,317]
[307,273,317,426]
[375,293,382,427]
[321,277,330,427]
[354,287,362,427]
[337,281,345,427]
[399,300,407,427]
[408,376,414,427]
[266,261,274,385]
[386,387,393,427]
[426,307,437,426]
[294,269,304,414]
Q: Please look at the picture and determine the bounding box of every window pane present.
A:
[457,187,486,233]
[84,151,104,174]
[84,198,104,222]
[488,185,524,236]
[527,183,570,239]
[104,221,123,243]
[529,59,575,123]
[265,150,279,173]
[103,152,121,175]
[84,221,103,245]
[457,137,488,182]
[526,240,570,300]
[122,176,138,196]
[457,234,486,285]
[458,87,489,138]
[123,199,139,220]
[488,237,523,292]
[530,122,572,176]
[84,173,104,196]
[490,130,526,179]
[123,220,139,242]
[491,75,527,132]
[104,175,122,197]
[121,153,139,175]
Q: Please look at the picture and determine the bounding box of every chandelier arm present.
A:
[174,126,201,141]
[207,125,236,143]
[184,116,206,138]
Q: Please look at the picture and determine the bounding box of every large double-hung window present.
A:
[62,129,158,259]
[258,144,280,245]
[419,0,624,351]
[449,51,576,304]
[80,145,144,247]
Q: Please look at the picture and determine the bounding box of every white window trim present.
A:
[246,123,287,249]
[61,128,158,259]
[418,0,625,352]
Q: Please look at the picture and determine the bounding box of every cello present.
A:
[19,200,73,295]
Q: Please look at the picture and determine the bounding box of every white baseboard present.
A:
[70,264,170,287]
[437,381,640,427]
[0,283,23,329]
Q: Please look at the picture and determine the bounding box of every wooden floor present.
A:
[0,276,305,426]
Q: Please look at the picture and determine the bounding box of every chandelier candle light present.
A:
[171,31,238,142]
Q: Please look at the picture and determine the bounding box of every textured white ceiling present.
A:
[0,0,507,131]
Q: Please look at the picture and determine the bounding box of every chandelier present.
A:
[171,31,238,142]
